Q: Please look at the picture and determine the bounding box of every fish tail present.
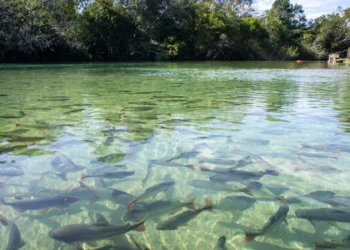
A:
[134,217,147,232]
[203,197,213,212]
[187,165,195,171]
[200,166,210,172]
[0,214,8,226]
[244,232,257,243]
[0,197,8,205]
[241,188,254,197]
[81,173,88,182]
[185,197,196,210]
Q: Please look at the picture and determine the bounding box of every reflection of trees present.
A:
[2,62,350,159]
[262,79,298,113]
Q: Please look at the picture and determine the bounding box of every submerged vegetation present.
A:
[0,0,349,62]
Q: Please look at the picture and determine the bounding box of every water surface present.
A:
[1,62,350,249]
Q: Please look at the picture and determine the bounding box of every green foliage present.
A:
[0,0,349,62]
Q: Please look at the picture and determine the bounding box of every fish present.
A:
[1,195,79,212]
[81,171,135,181]
[295,208,350,223]
[156,198,212,230]
[123,107,154,111]
[313,235,350,249]
[292,151,338,159]
[63,109,85,115]
[0,111,25,119]
[166,150,200,162]
[215,195,256,212]
[0,168,24,177]
[51,154,85,178]
[210,169,278,183]
[243,138,270,145]
[214,236,226,250]
[324,196,350,208]
[200,166,233,174]
[245,205,289,242]
[0,162,21,170]
[0,144,28,154]
[0,215,26,249]
[263,184,289,196]
[293,158,340,173]
[128,181,175,211]
[278,191,336,205]
[124,198,196,222]
[96,153,126,163]
[301,144,350,153]
[48,216,146,245]
[79,181,135,205]
[187,180,253,196]
[150,160,195,170]
[5,136,48,143]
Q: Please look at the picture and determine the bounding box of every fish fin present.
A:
[182,223,189,226]
[294,168,301,173]
[185,197,196,210]
[38,208,50,216]
[204,197,213,212]
[81,173,88,182]
[93,213,109,226]
[241,188,254,197]
[200,166,210,172]
[328,221,339,228]
[152,195,157,199]
[110,234,122,241]
[135,224,146,231]
[309,220,317,230]
[88,196,99,205]
[86,241,98,247]
[188,165,195,171]
[169,208,182,215]
[20,238,26,247]
[14,208,26,213]
[283,219,288,225]
[244,232,256,243]
[70,242,83,249]
[0,214,8,226]
[312,242,323,250]
[127,202,134,212]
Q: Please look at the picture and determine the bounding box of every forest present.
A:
[0,0,349,62]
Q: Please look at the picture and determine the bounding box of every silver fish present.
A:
[295,208,350,223]
[51,154,85,175]
[81,171,135,181]
[313,235,350,249]
[0,215,26,250]
[187,180,253,196]
[1,195,79,212]
[124,198,195,222]
[128,181,175,211]
[214,236,226,250]
[215,195,256,212]
[79,181,134,205]
[0,168,24,177]
[48,218,146,244]
[156,199,212,230]
[245,205,289,242]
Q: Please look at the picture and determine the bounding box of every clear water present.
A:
[0,62,350,249]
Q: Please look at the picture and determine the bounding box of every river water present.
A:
[0,62,350,249]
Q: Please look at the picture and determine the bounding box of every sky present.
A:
[253,0,350,19]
